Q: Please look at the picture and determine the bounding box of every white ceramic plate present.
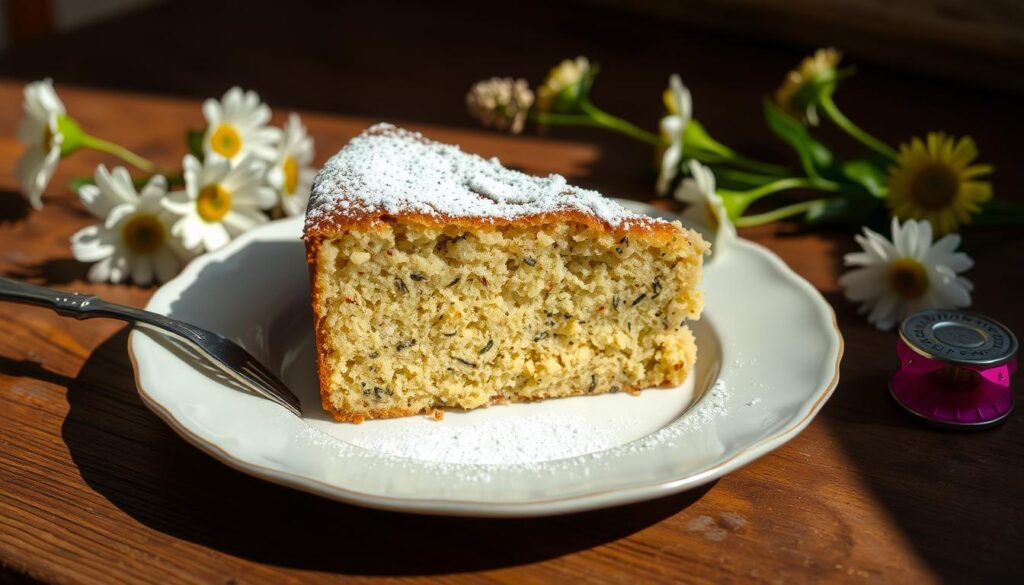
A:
[129,202,842,517]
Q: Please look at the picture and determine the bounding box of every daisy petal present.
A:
[202,222,231,252]
[87,257,113,283]
[202,98,223,126]
[172,215,205,251]
[138,175,169,207]
[281,194,306,217]
[108,253,129,284]
[162,191,194,215]
[838,266,885,302]
[153,248,181,283]
[657,143,681,195]
[71,225,116,262]
[15,147,49,209]
[843,252,875,267]
[131,256,154,286]
[867,294,900,330]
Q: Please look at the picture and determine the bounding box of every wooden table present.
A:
[0,76,1021,583]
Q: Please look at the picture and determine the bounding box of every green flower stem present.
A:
[531,111,659,145]
[818,94,897,160]
[688,144,789,178]
[532,109,660,145]
[534,105,790,180]
[735,199,828,227]
[81,135,170,175]
[725,151,791,177]
[713,167,789,189]
[684,121,789,177]
[719,177,838,219]
[579,101,661,145]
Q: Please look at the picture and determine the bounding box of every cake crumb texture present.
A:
[310,221,704,422]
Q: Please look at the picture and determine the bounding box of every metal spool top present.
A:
[899,309,1018,367]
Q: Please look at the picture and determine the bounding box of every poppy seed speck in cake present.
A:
[303,124,707,423]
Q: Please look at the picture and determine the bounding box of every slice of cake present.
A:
[304,123,708,423]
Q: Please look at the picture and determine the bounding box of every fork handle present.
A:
[0,276,106,319]
[0,276,185,334]
[0,276,302,416]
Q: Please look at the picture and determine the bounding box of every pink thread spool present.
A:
[891,309,1018,429]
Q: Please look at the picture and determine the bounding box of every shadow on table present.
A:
[0,191,31,224]
[809,225,1024,583]
[6,257,91,285]
[60,327,709,576]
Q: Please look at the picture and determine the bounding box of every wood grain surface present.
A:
[0,4,1022,580]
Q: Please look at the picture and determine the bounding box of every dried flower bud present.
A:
[466,77,535,134]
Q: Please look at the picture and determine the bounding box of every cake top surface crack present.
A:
[305,123,668,235]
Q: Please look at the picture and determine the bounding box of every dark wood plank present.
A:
[0,35,1022,584]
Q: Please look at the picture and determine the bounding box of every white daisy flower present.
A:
[202,87,281,164]
[839,217,974,330]
[16,79,66,209]
[656,74,692,196]
[265,113,315,217]
[673,160,735,258]
[165,155,276,253]
[70,166,190,285]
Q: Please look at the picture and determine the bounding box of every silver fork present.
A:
[0,276,302,416]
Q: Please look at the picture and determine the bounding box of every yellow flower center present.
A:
[705,201,720,230]
[122,214,166,254]
[42,125,55,150]
[887,258,929,300]
[197,184,232,222]
[282,156,299,195]
[909,163,959,211]
[210,124,242,159]
[662,88,677,115]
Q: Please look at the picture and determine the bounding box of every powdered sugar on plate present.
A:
[346,413,625,465]
[294,381,730,473]
[305,123,659,230]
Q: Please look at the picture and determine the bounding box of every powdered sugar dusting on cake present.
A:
[305,123,658,231]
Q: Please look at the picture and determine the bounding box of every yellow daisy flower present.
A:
[886,132,993,234]
[775,48,841,123]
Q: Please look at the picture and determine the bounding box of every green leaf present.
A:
[841,159,888,198]
[763,98,834,179]
[186,128,206,160]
